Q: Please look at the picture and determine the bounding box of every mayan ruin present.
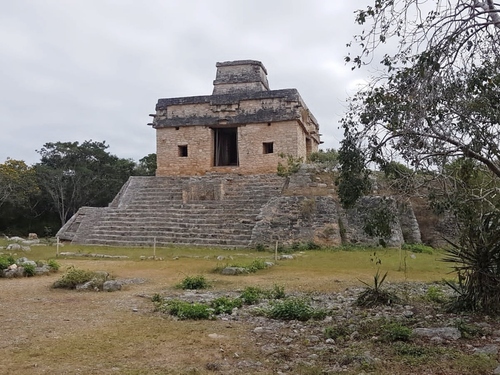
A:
[57,60,423,248]
[151,60,320,176]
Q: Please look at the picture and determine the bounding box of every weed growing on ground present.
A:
[210,296,243,314]
[240,284,286,304]
[22,263,36,277]
[381,322,412,342]
[47,259,60,271]
[268,284,286,299]
[240,286,264,304]
[356,270,401,307]
[156,299,213,320]
[425,285,446,303]
[264,297,327,321]
[52,266,105,289]
[324,325,352,342]
[0,255,14,269]
[455,319,484,339]
[246,259,268,273]
[177,275,210,290]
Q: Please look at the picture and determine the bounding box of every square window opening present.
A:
[263,142,274,154]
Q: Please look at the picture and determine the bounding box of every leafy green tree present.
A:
[342,1,500,313]
[35,140,135,225]
[0,159,38,209]
[336,134,371,209]
[308,149,339,170]
[134,153,157,176]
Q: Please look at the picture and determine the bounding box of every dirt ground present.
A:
[2,255,500,375]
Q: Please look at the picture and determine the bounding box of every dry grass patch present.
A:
[0,243,461,374]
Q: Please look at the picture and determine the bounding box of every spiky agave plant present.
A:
[443,212,500,314]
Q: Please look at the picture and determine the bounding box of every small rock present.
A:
[208,333,224,339]
[7,243,21,251]
[494,365,500,374]
[253,327,265,334]
[474,344,499,356]
[413,327,461,340]
[103,280,122,292]
[221,267,246,275]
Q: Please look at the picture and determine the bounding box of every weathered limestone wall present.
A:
[250,196,341,247]
[156,120,309,176]
[250,194,421,248]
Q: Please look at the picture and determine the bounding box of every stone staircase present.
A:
[58,174,285,248]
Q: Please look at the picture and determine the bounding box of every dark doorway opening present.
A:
[213,127,239,166]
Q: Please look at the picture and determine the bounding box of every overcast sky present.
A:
[1,0,373,165]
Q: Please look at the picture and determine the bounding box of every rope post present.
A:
[275,240,278,262]
[153,237,157,259]
[56,236,60,257]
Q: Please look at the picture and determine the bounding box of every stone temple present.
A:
[57,60,421,248]
[152,60,321,176]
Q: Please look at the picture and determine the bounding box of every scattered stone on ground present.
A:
[152,282,500,374]
[58,252,129,259]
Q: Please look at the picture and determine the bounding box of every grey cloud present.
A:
[1,0,369,164]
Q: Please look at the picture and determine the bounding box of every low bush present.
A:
[161,299,213,320]
[52,267,101,289]
[265,297,326,321]
[178,275,210,290]
[325,325,352,341]
[381,322,412,342]
[455,319,484,339]
[240,286,265,304]
[0,256,13,270]
[240,285,286,304]
[246,259,268,273]
[268,284,286,299]
[23,263,36,277]
[47,259,60,271]
[210,296,242,314]
[425,285,446,303]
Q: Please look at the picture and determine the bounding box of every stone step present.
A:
[82,236,251,247]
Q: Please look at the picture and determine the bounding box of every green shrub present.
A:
[325,325,352,341]
[23,263,36,277]
[52,267,98,289]
[266,297,326,321]
[455,319,484,339]
[246,259,267,273]
[0,256,12,270]
[268,284,286,299]
[254,243,266,252]
[210,297,242,314]
[240,286,264,305]
[47,259,60,271]
[381,322,412,342]
[393,342,428,357]
[240,285,286,304]
[425,285,446,303]
[164,299,213,320]
[178,275,209,290]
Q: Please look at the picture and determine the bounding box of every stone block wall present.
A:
[156,120,312,176]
